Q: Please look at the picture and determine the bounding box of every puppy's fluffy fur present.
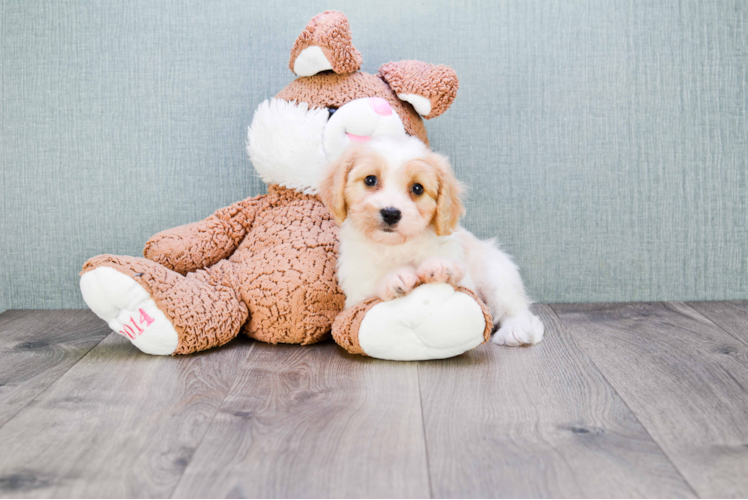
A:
[320,136,544,346]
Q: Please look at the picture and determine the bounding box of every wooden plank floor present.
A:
[0,302,745,498]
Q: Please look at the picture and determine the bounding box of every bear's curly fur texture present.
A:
[379,61,459,119]
[143,196,261,275]
[289,11,362,75]
[84,185,345,352]
[82,254,248,354]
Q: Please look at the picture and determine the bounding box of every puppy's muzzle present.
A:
[380,207,402,226]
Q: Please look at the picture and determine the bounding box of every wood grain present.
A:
[0,310,109,427]
[0,317,251,498]
[687,301,748,345]
[553,301,748,498]
[172,342,430,499]
[3,305,748,498]
[417,304,693,498]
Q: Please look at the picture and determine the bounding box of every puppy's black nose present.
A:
[380,207,402,226]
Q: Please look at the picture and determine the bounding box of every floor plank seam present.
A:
[0,328,113,434]
[415,364,435,499]
[5,307,744,497]
[167,340,257,499]
[680,302,748,348]
[547,303,702,498]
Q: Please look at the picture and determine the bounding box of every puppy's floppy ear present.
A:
[319,147,359,225]
[425,152,465,236]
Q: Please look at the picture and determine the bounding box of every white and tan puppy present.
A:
[320,135,544,346]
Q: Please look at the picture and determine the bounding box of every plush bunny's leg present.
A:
[81,255,247,355]
[238,244,345,346]
[332,284,492,361]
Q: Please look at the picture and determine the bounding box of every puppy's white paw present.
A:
[376,266,420,301]
[493,310,545,346]
[80,266,179,355]
[417,258,464,285]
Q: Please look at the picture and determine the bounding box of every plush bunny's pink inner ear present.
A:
[379,61,459,119]
[289,11,363,77]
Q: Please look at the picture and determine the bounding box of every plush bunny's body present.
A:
[80,11,492,359]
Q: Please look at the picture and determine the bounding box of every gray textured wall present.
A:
[1,0,746,309]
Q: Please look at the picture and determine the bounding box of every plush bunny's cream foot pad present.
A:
[80,267,179,355]
[339,284,490,361]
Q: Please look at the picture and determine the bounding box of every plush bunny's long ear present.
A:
[289,11,363,77]
[379,61,459,119]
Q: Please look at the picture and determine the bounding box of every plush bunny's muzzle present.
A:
[323,97,407,160]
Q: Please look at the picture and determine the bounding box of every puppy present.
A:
[319,136,544,346]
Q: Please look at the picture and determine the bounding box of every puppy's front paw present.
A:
[417,258,464,285]
[376,267,420,301]
[493,311,545,346]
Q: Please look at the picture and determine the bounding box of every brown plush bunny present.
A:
[79,11,492,359]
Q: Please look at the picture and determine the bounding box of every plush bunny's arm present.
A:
[143,195,264,275]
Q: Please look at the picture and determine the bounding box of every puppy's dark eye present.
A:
[412,183,424,196]
[327,107,337,119]
[364,175,377,187]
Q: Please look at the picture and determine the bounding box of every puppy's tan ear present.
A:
[427,152,465,236]
[319,148,359,225]
[289,11,363,77]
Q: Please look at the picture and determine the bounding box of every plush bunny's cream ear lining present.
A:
[293,46,333,77]
[397,93,431,117]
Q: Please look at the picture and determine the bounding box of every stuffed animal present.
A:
[79,11,492,360]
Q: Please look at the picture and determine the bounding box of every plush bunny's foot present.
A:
[81,255,248,355]
[81,266,179,355]
[333,284,492,361]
